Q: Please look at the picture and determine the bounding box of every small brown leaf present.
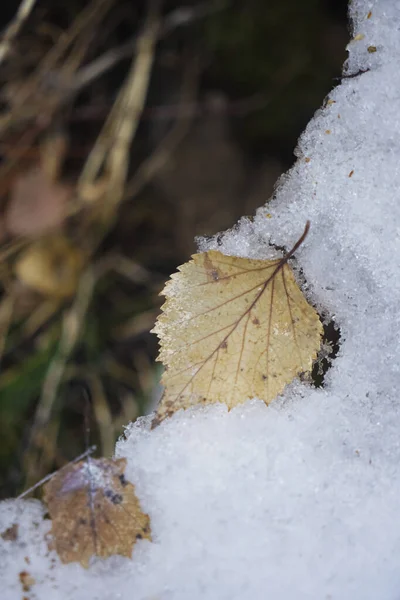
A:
[152,223,323,425]
[19,570,35,593]
[43,458,151,568]
[5,166,70,237]
[1,522,19,541]
[14,235,84,298]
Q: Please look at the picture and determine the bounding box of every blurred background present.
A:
[0,0,348,497]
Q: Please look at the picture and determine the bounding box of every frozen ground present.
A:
[2,0,400,598]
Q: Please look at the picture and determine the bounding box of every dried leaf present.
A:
[14,235,84,298]
[152,224,323,425]
[19,570,35,593]
[5,166,70,237]
[43,458,151,568]
[1,522,18,541]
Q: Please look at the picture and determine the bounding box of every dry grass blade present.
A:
[36,269,94,406]
[72,0,225,94]
[125,53,200,200]
[0,0,115,137]
[22,299,61,337]
[25,267,95,484]
[24,253,153,480]
[0,295,13,363]
[0,0,37,65]
[0,0,116,240]
[87,374,115,458]
[104,18,159,206]
[78,0,161,214]
[34,0,114,77]
[18,1,161,486]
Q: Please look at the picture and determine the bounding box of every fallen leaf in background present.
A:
[5,166,70,237]
[14,235,84,298]
[43,458,151,568]
[152,224,323,425]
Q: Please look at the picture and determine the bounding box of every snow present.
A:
[2,0,400,598]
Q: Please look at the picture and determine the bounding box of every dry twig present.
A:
[18,445,96,499]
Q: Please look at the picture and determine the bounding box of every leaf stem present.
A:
[283,221,310,263]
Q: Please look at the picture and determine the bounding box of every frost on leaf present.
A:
[152,223,323,426]
[43,458,151,568]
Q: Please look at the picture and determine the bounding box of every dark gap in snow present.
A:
[311,319,341,388]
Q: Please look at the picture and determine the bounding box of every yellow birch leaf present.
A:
[43,458,151,568]
[152,223,323,426]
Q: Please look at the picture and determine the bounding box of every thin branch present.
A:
[17,445,97,499]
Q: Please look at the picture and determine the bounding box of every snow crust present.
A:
[2,1,400,598]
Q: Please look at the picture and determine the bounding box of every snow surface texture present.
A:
[2,1,400,598]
